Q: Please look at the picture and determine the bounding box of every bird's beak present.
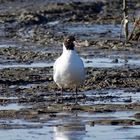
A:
[74,41,81,48]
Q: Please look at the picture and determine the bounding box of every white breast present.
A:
[53,48,85,88]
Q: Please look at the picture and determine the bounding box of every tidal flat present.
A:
[0,0,140,140]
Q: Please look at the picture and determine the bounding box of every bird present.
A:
[53,35,85,103]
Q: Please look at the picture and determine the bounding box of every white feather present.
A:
[53,44,85,88]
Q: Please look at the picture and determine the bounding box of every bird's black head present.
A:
[64,35,76,50]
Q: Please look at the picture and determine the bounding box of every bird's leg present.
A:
[55,87,63,103]
[60,87,63,103]
[75,86,78,104]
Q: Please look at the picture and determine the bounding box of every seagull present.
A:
[53,35,85,103]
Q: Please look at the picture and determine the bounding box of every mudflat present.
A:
[0,0,140,140]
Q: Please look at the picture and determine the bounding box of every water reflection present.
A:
[54,117,86,140]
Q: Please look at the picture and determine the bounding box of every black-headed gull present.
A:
[53,36,85,103]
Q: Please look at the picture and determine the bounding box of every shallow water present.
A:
[86,125,140,140]
[0,103,28,110]
[85,89,140,104]
[0,44,17,48]
[0,24,5,37]
[64,24,121,38]
[0,125,140,140]
[83,57,124,68]
[59,23,133,40]
[0,111,139,140]
[0,62,53,69]
[0,126,53,140]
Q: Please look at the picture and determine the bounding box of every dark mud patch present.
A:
[0,123,43,129]
[90,119,140,126]
[85,67,140,90]
[0,47,60,63]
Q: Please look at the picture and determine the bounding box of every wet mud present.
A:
[0,0,140,140]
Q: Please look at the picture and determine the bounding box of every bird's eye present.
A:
[67,39,70,42]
